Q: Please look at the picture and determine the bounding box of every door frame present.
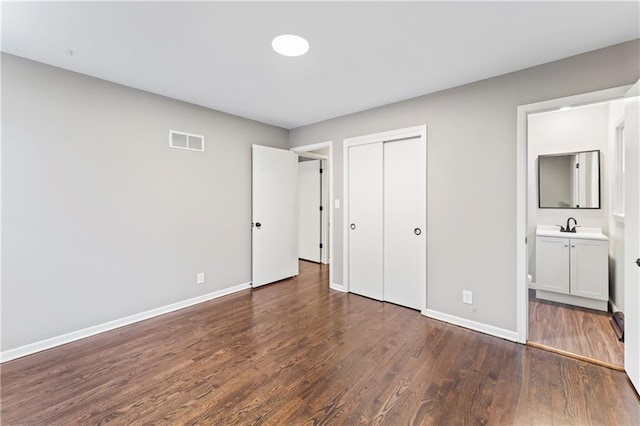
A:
[515,85,632,343]
[342,125,427,311]
[291,141,335,290]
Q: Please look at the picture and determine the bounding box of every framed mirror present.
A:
[538,150,600,209]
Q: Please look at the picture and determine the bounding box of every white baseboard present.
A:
[1,282,251,363]
[422,308,519,342]
[330,282,347,293]
[610,299,621,313]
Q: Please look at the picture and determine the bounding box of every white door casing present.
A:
[252,145,298,288]
[298,159,322,263]
[347,143,384,300]
[624,81,639,394]
[383,137,426,310]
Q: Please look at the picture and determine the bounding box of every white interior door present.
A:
[348,143,383,300]
[383,137,426,310]
[298,159,321,262]
[252,145,298,287]
[624,81,640,393]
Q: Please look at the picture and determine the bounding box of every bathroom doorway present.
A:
[520,89,629,370]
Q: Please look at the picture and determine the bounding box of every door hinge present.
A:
[319,205,323,211]
[320,243,323,249]
[525,237,528,244]
[319,168,323,174]
[576,163,580,169]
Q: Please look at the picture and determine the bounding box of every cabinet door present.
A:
[536,236,570,294]
[383,137,426,310]
[570,238,608,300]
[348,143,384,300]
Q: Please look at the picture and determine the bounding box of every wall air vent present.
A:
[169,130,204,152]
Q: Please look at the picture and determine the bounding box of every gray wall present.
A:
[289,40,640,332]
[1,54,288,351]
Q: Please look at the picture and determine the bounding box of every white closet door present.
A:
[383,137,426,310]
[348,143,384,300]
[298,160,321,262]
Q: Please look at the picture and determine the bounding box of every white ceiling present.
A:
[2,2,638,129]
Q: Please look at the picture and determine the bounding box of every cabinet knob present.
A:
[564,244,569,247]
[571,245,575,248]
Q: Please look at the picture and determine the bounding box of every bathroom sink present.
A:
[536,225,608,241]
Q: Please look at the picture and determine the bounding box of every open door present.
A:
[624,81,639,393]
[252,145,298,287]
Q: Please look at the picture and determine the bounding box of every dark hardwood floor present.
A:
[2,261,639,424]
[528,290,625,368]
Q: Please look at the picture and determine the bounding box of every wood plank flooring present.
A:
[528,290,625,368]
[2,261,639,425]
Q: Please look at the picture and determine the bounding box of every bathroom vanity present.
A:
[535,225,609,311]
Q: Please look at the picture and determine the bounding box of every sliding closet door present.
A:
[348,143,384,300]
[384,137,426,310]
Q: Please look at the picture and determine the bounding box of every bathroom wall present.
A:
[527,102,612,284]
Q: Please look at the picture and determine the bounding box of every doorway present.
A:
[516,86,632,371]
[297,156,327,264]
[291,142,334,289]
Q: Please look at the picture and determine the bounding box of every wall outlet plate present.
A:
[197,272,205,285]
[463,290,473,305]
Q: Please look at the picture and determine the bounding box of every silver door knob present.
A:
[350,223,356,230]
[414,228,422,235]
[255,222,262,229]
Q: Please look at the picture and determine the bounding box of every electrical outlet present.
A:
[463,290,473,305]
[197,272,205,285]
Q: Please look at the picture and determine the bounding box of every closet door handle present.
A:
[350,223,356,230]
[414,228,422,235]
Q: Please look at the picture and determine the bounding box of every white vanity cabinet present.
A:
[535,226,609,311]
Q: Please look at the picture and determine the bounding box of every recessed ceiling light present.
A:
[272,34,309,57]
